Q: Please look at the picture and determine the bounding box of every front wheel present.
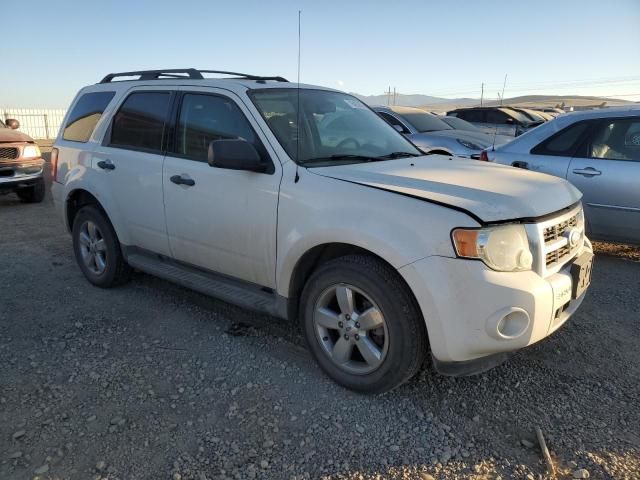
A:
[300,254,427,393]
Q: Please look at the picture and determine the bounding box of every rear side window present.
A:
[532,121,589,157]
[63,91,115,142]
[110,92,171,152]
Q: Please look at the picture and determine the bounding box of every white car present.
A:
[51,69,593,393]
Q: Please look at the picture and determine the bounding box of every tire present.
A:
[300,254,427,393]
[72,205,131,288]
[16,178,45,203]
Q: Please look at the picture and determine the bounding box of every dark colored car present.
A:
[0,118,45,203]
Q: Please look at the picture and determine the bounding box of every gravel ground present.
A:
[1,184,639,480]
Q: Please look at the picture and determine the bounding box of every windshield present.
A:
[440,116,480,132]
[250,89,421,165]
[505,108,536,124]
[397,111,452,133]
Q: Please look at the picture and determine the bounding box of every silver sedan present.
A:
[374,106,512,159]
[485,106,640,244]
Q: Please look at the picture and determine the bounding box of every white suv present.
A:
[52,69,593,393]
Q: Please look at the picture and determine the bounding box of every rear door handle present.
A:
[512,161,528,169]
[170,174,195,186]
[97,160,115,170]
[572,167,601,177]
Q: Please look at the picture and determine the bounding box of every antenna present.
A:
[294,10,302,183]
[491,74,508,151]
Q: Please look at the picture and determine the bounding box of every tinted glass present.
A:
[440,116,480,131]
[63,91,115,142]
[486,109,510,124]
[588,119,640,161]
[503,109,532,124]
[378,112,408,132]
[110,92,171,151]
[532,121,589,156]
[397,111,451,132]
[251,89,420,165]
[177,94,259,162]
[458,110,484,122]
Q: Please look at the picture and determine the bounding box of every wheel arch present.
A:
[285,242,423,327]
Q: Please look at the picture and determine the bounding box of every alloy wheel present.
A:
[313,283,389,375]
[78,220,107,275]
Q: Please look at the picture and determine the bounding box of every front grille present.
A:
[543,214,579,243]
[545,243,570,267]
[539,210,583,270]
[0,147,19,160]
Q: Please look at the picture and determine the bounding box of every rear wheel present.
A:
[300,254,427,393]
[72,205,131,287]
[16,178,45,203]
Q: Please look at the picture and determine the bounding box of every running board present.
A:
[126,252,287,319]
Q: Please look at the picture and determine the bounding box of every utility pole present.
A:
[393,87,397,106]
[480,83,484,106]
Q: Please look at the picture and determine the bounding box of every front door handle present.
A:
[512,161,529,169]
[97,160,115,170]
[170,174,195,186]
[572,167,601,177]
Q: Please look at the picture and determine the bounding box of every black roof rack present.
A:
[99,69,288,84]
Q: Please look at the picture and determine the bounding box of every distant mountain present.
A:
[351,93,477,107]
[352,92,631,112]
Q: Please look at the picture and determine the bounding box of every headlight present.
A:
[22,145,41,158]
[452,224,533,272]
[456,139,483,150]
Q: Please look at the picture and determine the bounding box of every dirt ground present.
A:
[0,180,638,480]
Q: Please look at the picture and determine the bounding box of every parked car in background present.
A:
[374,106,510,158]
[52,68,593,393]
[447,107,544,137]
[508,107,553,122]
[485,106,640,244]
[533,107,565,117]
[439,115,514,143]
[0,118,45,203]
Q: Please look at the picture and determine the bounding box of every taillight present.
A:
[479,150,489,162]
[51,147,59,182]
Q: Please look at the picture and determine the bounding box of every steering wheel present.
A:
[336,137,361,150]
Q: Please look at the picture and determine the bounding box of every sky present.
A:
[2,0,639,108]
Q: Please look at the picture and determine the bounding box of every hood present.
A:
[410,129,510,150]
[309,155,581,223]
[0,128,35,143]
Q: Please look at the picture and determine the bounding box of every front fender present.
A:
[275,165,479,297]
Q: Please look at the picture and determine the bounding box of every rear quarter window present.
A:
[63,91,116,142]
[531,121,590,157]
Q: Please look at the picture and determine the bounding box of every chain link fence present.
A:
[2,108,67,139]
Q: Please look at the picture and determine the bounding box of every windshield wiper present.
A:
[302,154,378,165]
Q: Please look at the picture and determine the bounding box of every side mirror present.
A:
[5,119,20,129]
[207,139,266,173]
